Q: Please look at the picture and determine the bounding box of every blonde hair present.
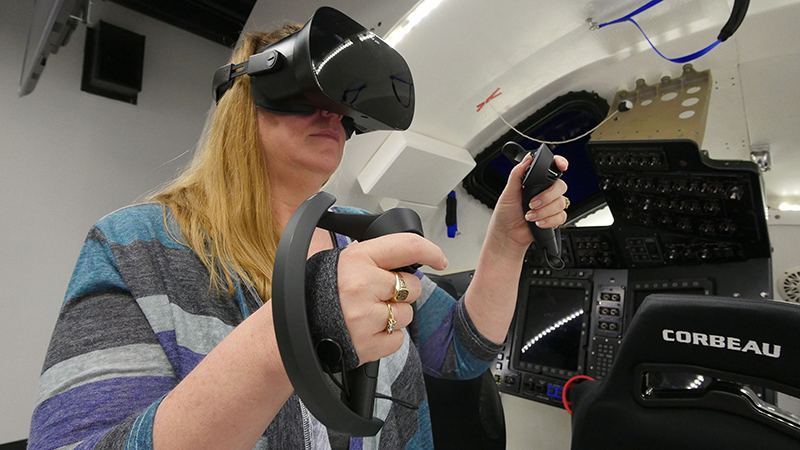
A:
[150,24,303,302]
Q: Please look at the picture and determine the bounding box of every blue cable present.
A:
[626,18,722,63]
[597,0,722,63]
[598,0,666,28]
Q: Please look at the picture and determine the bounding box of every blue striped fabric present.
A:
[30,377,175,449]
[29,203,501,450]
[64,238,127,304]
[94,204,187,249]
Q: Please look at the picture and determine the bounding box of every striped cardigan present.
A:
[29,203,501,450]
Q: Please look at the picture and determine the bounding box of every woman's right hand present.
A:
[336,233,448,364]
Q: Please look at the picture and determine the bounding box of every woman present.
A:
[29,23,569,450]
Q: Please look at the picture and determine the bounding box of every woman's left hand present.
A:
[487,153,570,252]
[461,152,570,344]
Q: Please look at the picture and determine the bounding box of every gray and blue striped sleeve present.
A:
[414,274,503,380]
[29,221,177,450]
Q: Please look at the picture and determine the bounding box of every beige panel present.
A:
[592,64,712,147]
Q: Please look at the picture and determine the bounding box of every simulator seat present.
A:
[568,294,800,450]
[424,273,506,450]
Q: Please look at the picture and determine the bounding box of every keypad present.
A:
[593,342,616,379]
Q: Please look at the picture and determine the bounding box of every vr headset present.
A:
[212,7,415,139]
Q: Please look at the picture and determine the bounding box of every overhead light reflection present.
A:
[315,39,353,73]
[779,203,800,211]
[358,30,379,42]
[687,375,705,389]
[315,31,381,75]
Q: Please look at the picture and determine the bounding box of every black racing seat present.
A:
[423,370,505,450]
[568,294,800,450]
[424,272,506,450]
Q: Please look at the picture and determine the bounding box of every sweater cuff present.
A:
[305,247,360,371]
[454,298,504,362]
[125,394,166,449]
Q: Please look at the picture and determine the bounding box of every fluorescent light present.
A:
[779,203,800,211]
[384,0,446,47]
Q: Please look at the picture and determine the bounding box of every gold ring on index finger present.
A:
[564,196,571,210]
[391,271,409,302]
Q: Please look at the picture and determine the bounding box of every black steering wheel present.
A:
[272,191,423,436]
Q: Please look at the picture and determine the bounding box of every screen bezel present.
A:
[627,278,715,318]
[510,277,592,380]
[20,0,85,97]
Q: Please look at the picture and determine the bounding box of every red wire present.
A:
[561,375,595,414]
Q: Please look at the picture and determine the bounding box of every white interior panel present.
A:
[357,131,475,205]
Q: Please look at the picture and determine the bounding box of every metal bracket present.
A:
[750,144,771,172]
[69,0,94,27]
[591,64,712,147]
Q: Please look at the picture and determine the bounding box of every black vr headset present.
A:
[212,7,415,139]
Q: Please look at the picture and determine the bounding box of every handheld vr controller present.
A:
[272,191,423,436]
[502,141,563,258]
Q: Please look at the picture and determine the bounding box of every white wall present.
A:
[770,212,800,415]
[0,1,229,443]
[768,211,800,299]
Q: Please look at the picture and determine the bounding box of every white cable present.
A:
[487,101,620,146]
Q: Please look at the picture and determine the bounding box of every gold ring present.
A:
[564,196,570,210]
[385,303,396,335]
[391,272,409,302]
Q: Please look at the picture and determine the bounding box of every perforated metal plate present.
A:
[592,64,712,147]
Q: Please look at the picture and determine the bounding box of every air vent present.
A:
[778,266,800,302]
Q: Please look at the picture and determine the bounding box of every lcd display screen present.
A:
[518,286,586,372]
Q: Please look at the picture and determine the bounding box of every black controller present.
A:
[272,191,423,436]
[502,141,564,258]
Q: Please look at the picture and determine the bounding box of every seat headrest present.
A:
[614,294,800,393]
[568,295,800,450]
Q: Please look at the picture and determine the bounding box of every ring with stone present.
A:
[385,303,396,335]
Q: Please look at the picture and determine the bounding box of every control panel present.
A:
[494,269,629,406]
[587,140,770,268]
[561,228,623,269]
[493,257,772,409]
[523,141,770,271]
[585,271,627,380]
[489,140,774,410]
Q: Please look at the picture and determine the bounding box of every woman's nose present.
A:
[318,108,343,120]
